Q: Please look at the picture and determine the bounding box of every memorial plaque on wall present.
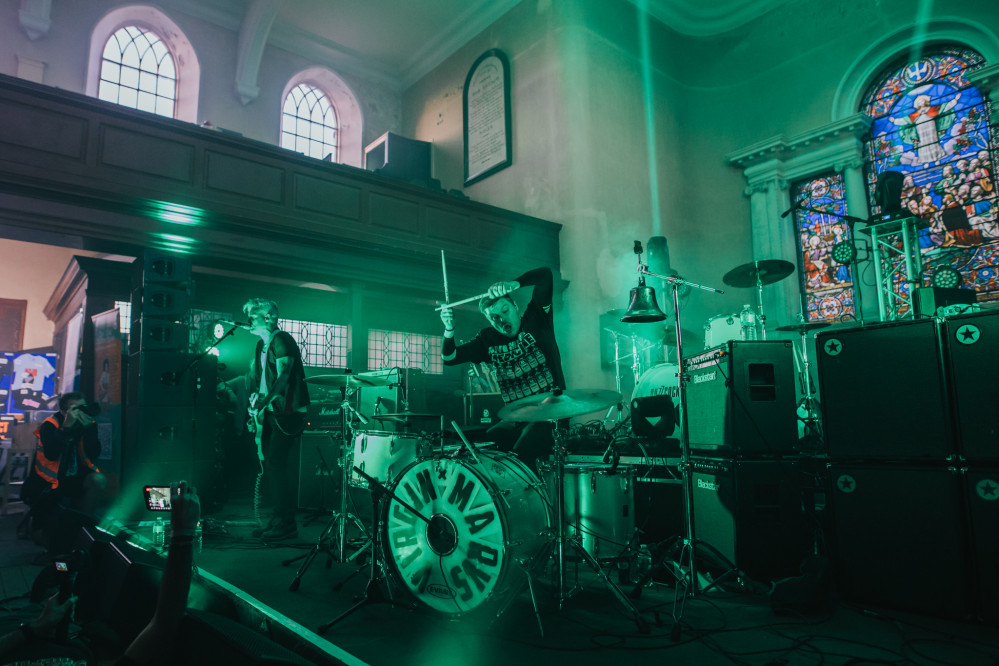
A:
[464,49,512,186]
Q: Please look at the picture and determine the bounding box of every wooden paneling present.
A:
[99,125,195,183]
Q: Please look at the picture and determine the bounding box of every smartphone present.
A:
[143,485,172,511]
[54,561,69,573]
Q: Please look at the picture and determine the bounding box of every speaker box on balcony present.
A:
[682,341,797,457]
[828,463,969,618]
[945,310,999,461]
[817,319,952,459]
[690,458,810,583]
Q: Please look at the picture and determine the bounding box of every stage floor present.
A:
[3,500,998,666]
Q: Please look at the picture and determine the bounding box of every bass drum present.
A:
[383,450,551,615]
[633,363,683,434]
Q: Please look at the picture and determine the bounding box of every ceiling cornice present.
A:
[633,0,788,37]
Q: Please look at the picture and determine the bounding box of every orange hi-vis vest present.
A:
[33,416,100,489]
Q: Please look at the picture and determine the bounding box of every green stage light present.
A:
[933,266,963,289]
[832,241,857,264]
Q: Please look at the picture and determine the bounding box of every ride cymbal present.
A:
[722,260,795,288]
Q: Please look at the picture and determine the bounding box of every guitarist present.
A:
[244,298,310,541]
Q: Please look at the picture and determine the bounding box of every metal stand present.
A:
[548,419,650,634]
[792,326,822,447]
[629,269,740,636]
[319,466,419,633]
[864,215,925,321]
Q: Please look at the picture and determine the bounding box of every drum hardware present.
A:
[290,376,372,594]
[776,319,829,447]
[319,465,423,634]
[498,387,649,633]
[722,259,796,341]
[629,263,741,639]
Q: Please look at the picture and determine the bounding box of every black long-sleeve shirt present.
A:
[37,413,101,482]
[442,267,564,404]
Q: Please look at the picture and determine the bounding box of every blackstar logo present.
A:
[697,479,720,491]
[693,371,716,384]
[426,584,456,599]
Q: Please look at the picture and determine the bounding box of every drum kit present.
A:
[300,378,649,634]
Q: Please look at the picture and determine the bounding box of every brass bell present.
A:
[621,277,667,323]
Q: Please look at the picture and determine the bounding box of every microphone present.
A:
[219,319,253,330]
[781,202,800,218]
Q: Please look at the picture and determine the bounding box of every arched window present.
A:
[790,173,856,322]
[862,46,998,304]
[281,83,339,161]
[97,25,176,118]
[87,6,200,123]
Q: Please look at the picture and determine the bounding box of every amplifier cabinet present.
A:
[828,463,969,618]
[298,431,344,510]
[691,457,811,583]
[944,310,999,461]
[816,319,952,460]
[683,341,797,457]
[965,466,999,623]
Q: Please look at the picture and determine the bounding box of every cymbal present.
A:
[723,260,795,288]
[305,374,376,388]
[499,388,622,423]
[775,322,831,334]
[373,412,441,423]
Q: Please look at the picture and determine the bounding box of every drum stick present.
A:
[450,420,483,467]
[434,292,489,311]
[441,250,450,304]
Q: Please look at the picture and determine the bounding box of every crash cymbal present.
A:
[499,388,622,423]
[775,322,831,334]
[374,412,441,422]
[304,374,375,388]
[722,260,795,288]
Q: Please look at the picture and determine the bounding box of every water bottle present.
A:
[739,304,758,341]
[195,520,203,553]
[152,516,166,547]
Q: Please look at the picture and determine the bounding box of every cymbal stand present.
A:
[287,385,370,591]
[754,264,768,341]
[319,466,421,633]
[602,329,632,424]
[792,322,823,446]
[633,267,738,637]
[548,419,650,634]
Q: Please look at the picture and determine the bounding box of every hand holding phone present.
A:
[143,485,172,511]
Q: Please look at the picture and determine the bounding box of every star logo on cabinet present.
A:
[823,339,843,356]
[976,479,998,501]
[955,324,980,345]
[837,474,856,493]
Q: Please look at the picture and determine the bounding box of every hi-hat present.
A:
[305,374,376,388]
[499,388,621,422]
[775,322,830,334]
[723,260,795,288]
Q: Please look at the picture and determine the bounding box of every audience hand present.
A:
[169,481,200,537]
[31,593,76,638]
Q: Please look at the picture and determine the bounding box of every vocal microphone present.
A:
[219,319,253,330]
[780,202,799,218]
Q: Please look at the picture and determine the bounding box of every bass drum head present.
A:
[383,450,551,615]
[633,363,683,437]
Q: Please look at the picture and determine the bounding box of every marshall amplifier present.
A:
[682,341,797,457]
[304,401,344,433]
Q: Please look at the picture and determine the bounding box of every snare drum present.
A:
[351,431,427,487]
[383,450,551,614]
[540,462,635,559]
[704,313,741,348]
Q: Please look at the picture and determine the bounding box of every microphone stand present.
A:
[632,266,736,639]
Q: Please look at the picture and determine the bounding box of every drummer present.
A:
[439,266,565,471]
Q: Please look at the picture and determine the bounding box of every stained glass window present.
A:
[98,26,177,118]
[790,173,857,322]
[281,83,340,161]
[862,46,998,305]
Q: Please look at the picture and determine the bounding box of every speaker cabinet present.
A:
[690,458,810,583]
[127,352,217,408]
[817,319,952,459]
[945,310,999,461]
[683,341,797,457]
[828,463,969,618]
[965,466,999,623]
[297,431,343,510]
